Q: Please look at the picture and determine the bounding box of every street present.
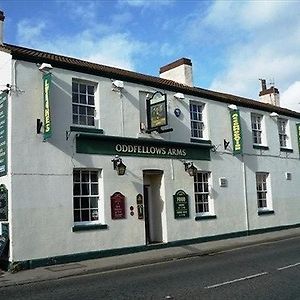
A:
[0,236,299,299]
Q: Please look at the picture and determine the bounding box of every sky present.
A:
[0,0,300,112]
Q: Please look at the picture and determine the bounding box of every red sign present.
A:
[111,192,126,219]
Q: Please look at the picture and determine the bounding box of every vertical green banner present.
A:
[0,92,7,176]
[296,123,300,155]
[230,109,243,155]
[43,73,52,140]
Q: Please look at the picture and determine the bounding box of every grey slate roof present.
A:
[1,43,299,119]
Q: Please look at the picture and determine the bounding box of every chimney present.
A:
[0,11,4,45]
[159,58,193,86]
[259,79,280,106]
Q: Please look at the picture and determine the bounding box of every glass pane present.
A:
[79,115,86,125]
[88,85,94,95]
[81,184,89,195]
[73,115,78,124]
[91,209,98,221]
[87,117,94,126]
[72,82,78,93]
[73,184,80,195]
[90,197,98,208]
[90,172,98,182]
[81,172,89,182]
[88,96,94,105]
[72,93,78,103]
[80,84,86,93]
[91,184,98,195]
[81,197,89,208]
[72,105,78,114]
[81,210,90,221]
[79,106,87,115]
[87,107,94,116]
[73,197,80,209]
[73,170,80,182]
[74,210,80,222]
[80,94,86,104]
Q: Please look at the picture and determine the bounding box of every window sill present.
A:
[190,138,212,145]
[70,126,104,135]
[253,145,269,150]
[195,215,217,221]
[280,147,293,153]
[72,224,108,232]
[258,210,274,216]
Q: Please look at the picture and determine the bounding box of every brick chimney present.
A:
[0,11,4,45]
[259,79,280,106]
[159,58,193,86]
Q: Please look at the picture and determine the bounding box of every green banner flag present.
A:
[296,123,300,155]
[230,109,243,155]
[43,73,52,140]
[0,92,8,176]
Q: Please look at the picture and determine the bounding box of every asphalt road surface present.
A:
[0,236,299,299]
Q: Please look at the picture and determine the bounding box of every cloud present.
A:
[119,0,173,7]
[16,19,46,44]
[281,82,300,112]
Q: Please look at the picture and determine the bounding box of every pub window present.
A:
[256,172,272,211]
[194,171,214,215]
[73,169,101,224]
[190,101,205,139]
[72,80,96,126]
[251,113,264,145]
[277,118,290,148]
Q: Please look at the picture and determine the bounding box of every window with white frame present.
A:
[194,171,213,215]
[277,118,288,148]
[73,169,100,223]
[251,113,263,144]
[190,102,205,139]
[256,172,271,210]
[72,81,96,126]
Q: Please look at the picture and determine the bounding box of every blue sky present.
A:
[1,0,300,111]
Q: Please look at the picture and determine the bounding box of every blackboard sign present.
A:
[111,192,126,220]
[0,184,8,221]
[0,92,8,176]
[173,190,189,219]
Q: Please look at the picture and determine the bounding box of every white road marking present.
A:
[277,262,300,271]
[205,272,268,289]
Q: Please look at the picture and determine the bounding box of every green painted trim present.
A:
[253,145,269,150]
[9,222,300,272]
[190,138,212,145]
[280,147,293,153]
[76,134,212,160]
[195,215,217,221]
[72,224,108,232]
[258,210,275,216]
[70,126,104,134]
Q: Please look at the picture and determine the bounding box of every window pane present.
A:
[81,172,89,182]
[91,209,98,221]
[88,96,94,105]
[72,82,78,93]
[90,172,98,182]
[87,117,95,126]
[79,115,86,125]
[90,197,98,208]
[80,94,86,104]
[72,93,78,103]
[73,184,80,195]
[73,105,78,114]
[81,184,89,195]
[88,85,94,94]
[73,170,80,182]
[73,197,80,209]
[73,115,78,124]
[87,107,94,116]
[74,210,80,222]
[81,210,89,221]
[81,197,89,208]
[80,84,86,93]
[91,184,98,195]
[79,106,87,115]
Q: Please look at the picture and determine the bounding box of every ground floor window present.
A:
[194,171,213,215]
[73,169,100,223]
[256,172,272,210]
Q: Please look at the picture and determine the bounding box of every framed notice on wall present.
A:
[173,190,189,219]
[111,192,126,220]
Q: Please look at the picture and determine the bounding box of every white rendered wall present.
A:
[8,59,300,262]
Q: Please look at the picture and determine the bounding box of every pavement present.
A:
[0,227,299,288]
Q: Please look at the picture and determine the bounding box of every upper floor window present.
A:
[190,102,205,139]
[194,171,213,215]
[72,81,96,126]
[251,113,263,144]
[277,118,288,148]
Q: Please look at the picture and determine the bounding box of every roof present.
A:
[1,43,299,119]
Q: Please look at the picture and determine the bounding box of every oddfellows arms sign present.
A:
[76,134,213,160]
[230,109,243,155]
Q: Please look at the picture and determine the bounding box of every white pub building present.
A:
[0,11,299,271]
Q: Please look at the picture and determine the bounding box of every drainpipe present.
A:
[242,154,250,234]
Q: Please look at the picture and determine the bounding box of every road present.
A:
[0,236,299,299]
